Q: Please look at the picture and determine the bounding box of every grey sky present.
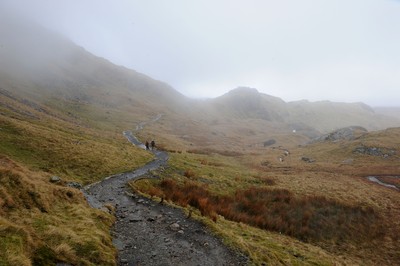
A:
[2,0,400,106]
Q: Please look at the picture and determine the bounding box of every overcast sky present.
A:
[2,0,400,106]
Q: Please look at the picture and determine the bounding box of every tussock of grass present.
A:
[0,156,116,265]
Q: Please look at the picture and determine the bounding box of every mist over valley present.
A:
[1,4,400,266]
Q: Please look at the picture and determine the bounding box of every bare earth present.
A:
[84,147,248,266]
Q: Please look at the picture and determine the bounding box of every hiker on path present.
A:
[151,140,155,150]
[145,141,150,150]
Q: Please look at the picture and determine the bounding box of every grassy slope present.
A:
[0,90,153,184]
[0,155,116,265]
[133,127,400,265]
[1,20,399,264]
[0,88,153,265]
[2,84,400,265]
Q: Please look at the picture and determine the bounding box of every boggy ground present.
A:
[84,148,247,266]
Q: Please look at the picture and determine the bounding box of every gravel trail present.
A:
[83,126,247,265]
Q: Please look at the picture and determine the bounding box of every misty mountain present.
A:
[0,14,188,116]
[210,87,289,122]
[206,87,400,135]
[1,14,399,148]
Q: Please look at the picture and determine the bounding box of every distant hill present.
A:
[1,15,399,152]
[374,107,400,121]
[209,87,289,122]
[205,87,400,135]
[1,14,400,266]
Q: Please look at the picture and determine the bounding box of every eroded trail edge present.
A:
[83,128,247,265]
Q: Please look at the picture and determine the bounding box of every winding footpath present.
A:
[83,117,247,265]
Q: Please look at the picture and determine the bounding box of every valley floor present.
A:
[84,148,247,265]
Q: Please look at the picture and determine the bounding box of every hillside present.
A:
[207,87,399,134]
[1,14,400,266]
[375,106,400,121]
[0,14,191,134]
[134,127,400,265]
[155,87,400,152]
[1,16,399,154]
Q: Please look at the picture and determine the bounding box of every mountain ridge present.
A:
[207,86,399,135]
[1,16,399,149]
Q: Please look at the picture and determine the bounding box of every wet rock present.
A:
[124,191,134,197]
[50,176,61,183]
[263,139,276,147]
[313,126,367,142]
[342,158,353,164]
[353,145,396,157]
[301,157,315,163]
[129,215,142,223]
[118,213,127,219]
[66,182,82,189]
[169,223,180,230]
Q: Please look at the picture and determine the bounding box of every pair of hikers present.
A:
[145,140,155,150]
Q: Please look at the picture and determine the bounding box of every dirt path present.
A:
[83,121,247,265]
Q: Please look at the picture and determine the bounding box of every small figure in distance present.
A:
[151,140,155,150]
[145,141,150,150]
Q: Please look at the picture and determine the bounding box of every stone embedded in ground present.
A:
[342,158,354,164]
[129,215,142,222]
[50,176,61,183]
[301,157,315,163]
[169,223,180,230]
[66,181,82,189]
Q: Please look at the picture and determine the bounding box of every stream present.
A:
[366,176,399,190]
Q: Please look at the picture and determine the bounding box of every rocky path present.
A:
[84,129,247,265]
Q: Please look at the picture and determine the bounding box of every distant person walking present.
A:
[151,140,155,150]
[145,141,150,150]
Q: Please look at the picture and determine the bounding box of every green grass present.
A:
[158,152,268,196]
[0,116,152,184]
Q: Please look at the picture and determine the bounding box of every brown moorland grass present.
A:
[0,155,116,265]
[142,179,383,245]
[134,143,400,265]
[0,115,153,184]
[133,179,341,266]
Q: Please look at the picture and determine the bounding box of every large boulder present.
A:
[312,126,368,143]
